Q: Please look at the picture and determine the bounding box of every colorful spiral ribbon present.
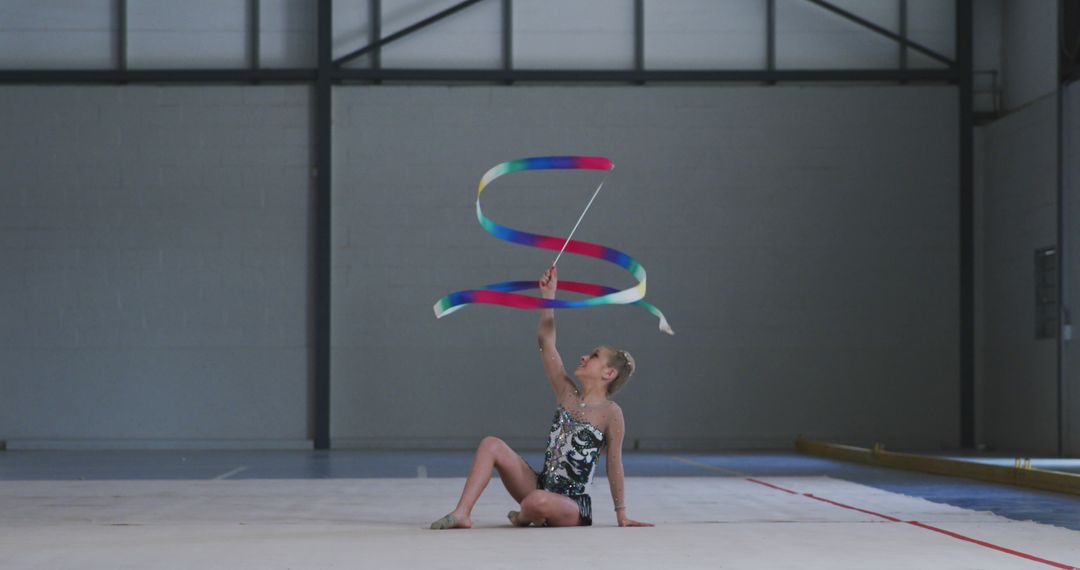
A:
[433,156,674,335]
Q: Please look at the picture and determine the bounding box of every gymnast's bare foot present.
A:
[430,512,472,529]
[507,510,530,527]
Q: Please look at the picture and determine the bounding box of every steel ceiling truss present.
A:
[0,0,959,85]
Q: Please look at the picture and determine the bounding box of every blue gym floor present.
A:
[2,450,1079,531]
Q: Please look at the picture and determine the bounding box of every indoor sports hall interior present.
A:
[2,1,1080,568]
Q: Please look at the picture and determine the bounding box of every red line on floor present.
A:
[746,478,1078,570]
[744,478,797,494]
[907,521,1077,570]
[802,493,902,522]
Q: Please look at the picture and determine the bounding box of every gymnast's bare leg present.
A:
[430,436,539,529]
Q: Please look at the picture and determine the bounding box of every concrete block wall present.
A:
[0,83,972,451]
[0,86,312,448]
[332,85,960,451]
[977,93,1058,454]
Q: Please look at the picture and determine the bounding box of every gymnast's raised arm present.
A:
[538,267,576,401]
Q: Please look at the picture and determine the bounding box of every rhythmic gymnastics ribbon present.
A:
[432,156,674,335]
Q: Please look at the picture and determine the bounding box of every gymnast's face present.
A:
[575,346,615,383]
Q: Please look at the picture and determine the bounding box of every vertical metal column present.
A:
[634,0,644,84]
[249,0,260,71]
[957,0,975,449]
[766,0,776,85]
[370,0,382,74]
[898,0,907,83]
[115,0,127,71]
[314,0,332,450]
[502,0,512,84]
[1056,0,1068,457]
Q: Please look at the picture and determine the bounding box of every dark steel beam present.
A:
[116,0,126,71]
[805,0,954,68]
[767,0,775,68]
[314,0,332,451]
[501,0,512,84]
[334,0,486,67]
[956,0,975,449]
[1057,84,1066,457]
[634,0,644,82]
[0,67,958,86]
[766,0,776,85]
[1064,0,1080,83]
[333,67,956,83]
[1057,0,1068,458]
[502,0,511,69]
[898,0,907,82]
[0,69,315,83]
[249,0,260,71]
[370,0,381,73]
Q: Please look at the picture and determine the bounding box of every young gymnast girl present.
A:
[430,266,653,529]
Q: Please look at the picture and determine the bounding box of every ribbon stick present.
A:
[433,155,674,335]
[552,175,607,267]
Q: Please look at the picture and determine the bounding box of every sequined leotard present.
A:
[535,406,604,525]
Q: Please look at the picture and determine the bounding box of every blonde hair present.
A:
[604,347,635,396]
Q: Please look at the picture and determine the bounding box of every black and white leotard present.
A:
[535,406,605,525]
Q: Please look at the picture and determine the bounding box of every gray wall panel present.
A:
[978,93,1058,454]
[0,86,312,448]
[331,85,959,451]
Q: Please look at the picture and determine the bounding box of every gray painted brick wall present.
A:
[0,83,970,451]
[978,93,1059,454]
[332,85,960,451]
[0,86,311,448]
